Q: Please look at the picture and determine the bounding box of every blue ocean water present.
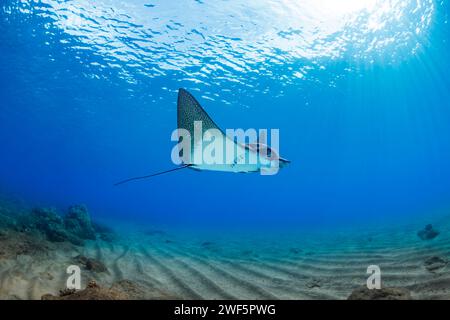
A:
[1,0,449,233]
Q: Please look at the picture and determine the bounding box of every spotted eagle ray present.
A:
[115,88,289,186]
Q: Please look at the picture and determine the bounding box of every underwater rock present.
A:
[306,279,322,289]
[45,228,70,243]
[25,207,70,242]
[24,207,84,246]
[417,224,439,240]
[348,287,412,300]
[74,255,108,273]
[42,280,128,300]
[59,288,77,297]
[15,205,115,246]
[424,256,447,273]
[30,207,63,228]
[64,205,96,240]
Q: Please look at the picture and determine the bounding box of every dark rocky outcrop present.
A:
[14,205,116,246]
[19,207,83,246]
[27,208,72,242]
[64,205,96,240]
[417,224,439,240]
[348,286,412,300]
[424,256,447,273]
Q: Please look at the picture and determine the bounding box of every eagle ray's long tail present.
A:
[114,164,191,186]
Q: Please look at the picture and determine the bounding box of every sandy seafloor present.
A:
[1,197,450,300]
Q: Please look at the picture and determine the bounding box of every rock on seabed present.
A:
[348,286,412,300]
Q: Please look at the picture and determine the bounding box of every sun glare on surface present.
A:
[11,0,436,89]
[310,0,377,15]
